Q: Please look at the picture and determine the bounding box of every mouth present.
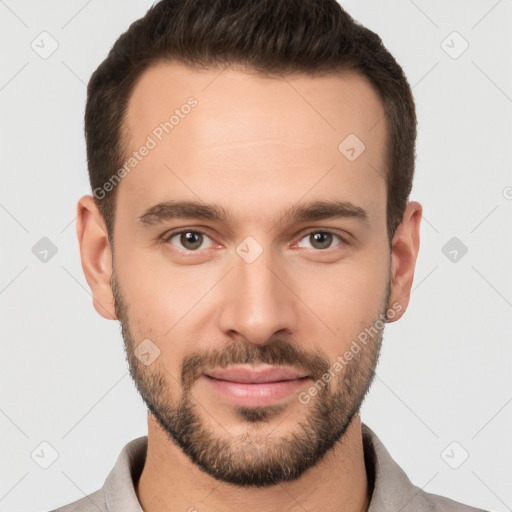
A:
[202,365,311,407]
[204,365,309,383]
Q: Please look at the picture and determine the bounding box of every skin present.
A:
[76,62,422,512]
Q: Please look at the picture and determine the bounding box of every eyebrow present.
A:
[137,199,368,228]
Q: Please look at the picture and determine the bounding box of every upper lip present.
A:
[204,365,309,384]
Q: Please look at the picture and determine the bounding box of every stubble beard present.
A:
[112,272,389,487]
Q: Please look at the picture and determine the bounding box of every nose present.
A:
[217,245,299,345]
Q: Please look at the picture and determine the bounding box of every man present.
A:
[53,0,488,511]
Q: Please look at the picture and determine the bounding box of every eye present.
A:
[165,230,215,251]
[297,231,345,250]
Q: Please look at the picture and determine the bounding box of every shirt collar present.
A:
[102,422,428,512]
[361,423,432,511]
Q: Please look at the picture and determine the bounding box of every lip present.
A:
[204,365,309,383]
[202,365,311,407]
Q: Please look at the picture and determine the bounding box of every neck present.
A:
[136,412,371,512]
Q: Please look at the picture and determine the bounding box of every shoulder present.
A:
[49,488,106,512]
[421,489,490,512]
[47,435,146,512]
[361,423,491,512]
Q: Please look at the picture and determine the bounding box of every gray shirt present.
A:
[51,423,489,512]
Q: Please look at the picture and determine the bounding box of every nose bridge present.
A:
[217,241,298,344]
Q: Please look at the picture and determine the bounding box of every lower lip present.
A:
[202,375,311,407]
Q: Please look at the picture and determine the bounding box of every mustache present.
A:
[180,338,331,391]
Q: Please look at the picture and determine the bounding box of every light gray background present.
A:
[1,1,511,511]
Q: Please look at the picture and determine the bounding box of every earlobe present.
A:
[76,195,117,320]
[387,201,422,323]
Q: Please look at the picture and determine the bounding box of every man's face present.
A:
[110,62,392,486]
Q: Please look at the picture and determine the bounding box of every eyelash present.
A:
[160,228,350,252]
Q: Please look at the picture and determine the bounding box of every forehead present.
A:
[119,61,388,228]
[124,61,386,148]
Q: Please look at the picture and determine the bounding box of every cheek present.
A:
[114,244,221,357]
[296,257,389,357]
[114,221,390,361]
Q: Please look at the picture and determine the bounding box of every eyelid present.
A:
[161,227,219,250]
[294,228,350,249]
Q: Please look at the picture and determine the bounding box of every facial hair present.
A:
[112,272,390,487]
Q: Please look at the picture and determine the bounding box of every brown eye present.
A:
[298,231,343,250]
[180,232,203,250]
[310,232,332,249]
[166,230,213,251]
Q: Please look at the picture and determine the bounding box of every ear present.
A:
[387,201,422,322]
[76,195,117,320]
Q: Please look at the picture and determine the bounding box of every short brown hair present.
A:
[85,0,416,245]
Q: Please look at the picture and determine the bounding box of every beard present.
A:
[112,271,389,487]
